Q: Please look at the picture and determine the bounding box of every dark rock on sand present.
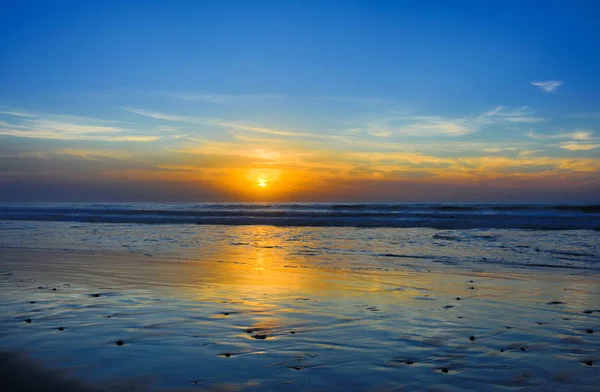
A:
[584,361,593,366]
[223,353,231,357]
[252,334,267,340]
[57,327,64,331]
[500,349,504,352]
[441,368,449,373]
[456,297,461,300]
[443,305,454,309]
[25,319,31,323]
[52,288,57,291]
[29,301,35,304]
[222,312,230,316]
[405,360,414,365]
[290,331,296,334]
[116,340,124,346]
[91,294,100,298]
[469,287,475,290]
[505,326,513,329]
[586,329,593,334]
[520,346,528,351]
[469,336,475,341]
[546,301,564,305]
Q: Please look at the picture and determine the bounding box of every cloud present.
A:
[560,143,600,151]
[0,109,161,142]
[527,130,593,140]
[481,106,544,123]
[124,107,344,140]
[531,80,564,93]
[173,93,282,102]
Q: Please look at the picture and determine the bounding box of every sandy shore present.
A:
[1,246,599,391]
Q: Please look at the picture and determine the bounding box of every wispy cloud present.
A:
[0,109,161,142]
[531,80,564,93]
[124,107,344,140]
[173,93,282,102]
[527,130,593,140]
[559,143,600,151]
[481,106,544,123]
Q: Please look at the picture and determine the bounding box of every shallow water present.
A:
[0,223,599,391]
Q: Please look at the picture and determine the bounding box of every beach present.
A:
[0,212,599,391]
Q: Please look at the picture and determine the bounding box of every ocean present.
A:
[1,203,599,391]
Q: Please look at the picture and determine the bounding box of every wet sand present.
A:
[1,246,599,391]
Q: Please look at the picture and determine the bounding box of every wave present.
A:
[0,203,598,229]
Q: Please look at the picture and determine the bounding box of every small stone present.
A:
[106,315,111,318]
[546,301,564,305]
[91,294,100,297]
[586,329,593,334]
[582,310,594,314]
[469,287,475,290]
[500,349,504,352]
[441,367,449,373]
[224,353,231,357]
[469,336,475,341]
[520,347,527,351]
[469,280,474,283]
[52,288,57,291]
[457,316,464,319]
[505,326,513,329]
[116,340,124,346]
[405,360,414,365]
[29,301,35,304]
[223,312,229,316]
[584,361,592,366]
[252,334,267,340]
[25,319,32,323]
[57,327,64,331]
[456,297,461,301]
[290,331,296,334]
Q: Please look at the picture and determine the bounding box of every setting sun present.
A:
[256,178,268,188]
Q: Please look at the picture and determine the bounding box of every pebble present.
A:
[441,368,449,373]
[29,301,35,304]
[469,287,475,290]
[252,334,267,340]
[584,361,592,366]
[116,340,124,346]
[223,312,230,316]
[224,353,231,357]
[456,297,461,301]
[469,336,475,341]
[546,301,564,305]
[582,310,594,314]
[586,329,593,334]
[91,294,100,297]
[25,319,32,323]
[290,331,296,334]
[52,288,57,291]
[405,360,414,365]
[57,327,64,331]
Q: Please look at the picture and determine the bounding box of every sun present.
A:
[256,178,268,188]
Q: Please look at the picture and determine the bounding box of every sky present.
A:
[1,0,599,202]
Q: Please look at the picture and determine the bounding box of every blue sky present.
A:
[1,1,599,202]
